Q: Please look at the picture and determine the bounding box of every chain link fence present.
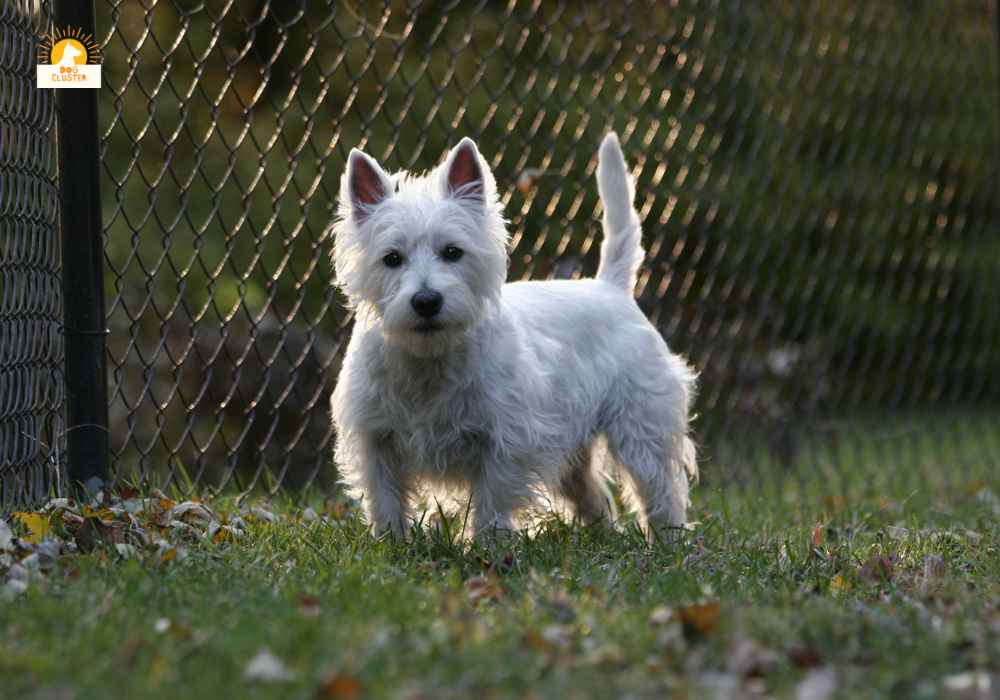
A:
[0,0,63,508]
[2,0,999,508]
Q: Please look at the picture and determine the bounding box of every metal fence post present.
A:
[54,0,108,495]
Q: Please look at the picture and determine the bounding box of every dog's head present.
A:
[333,139,509,357]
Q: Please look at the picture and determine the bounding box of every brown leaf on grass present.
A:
[80,505,115,524]
[524,629,553,653]
[115,484,141,501]
[323,498,350,520]
[860,555,895,583]
[316,673,362,699]
[788,646,823,669]
[71,517,124,553]
[678,600,721,639]
[210,523,244,545]
[829,574,852,594]
[297,594,322,618]
[152,540,186,566]
[465,574,504,605]
[811,524,824,548]
[115,634,145,668]
[524,624,575,656]
[148,653,171,685]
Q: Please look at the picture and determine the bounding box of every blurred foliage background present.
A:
[92,0,999,497]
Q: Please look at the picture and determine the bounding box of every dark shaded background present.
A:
[86,0,1000,495]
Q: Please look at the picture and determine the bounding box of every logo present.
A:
[37,26,101,89]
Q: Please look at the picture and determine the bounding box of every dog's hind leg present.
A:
[602,367,696,536]
[557,444,617,524]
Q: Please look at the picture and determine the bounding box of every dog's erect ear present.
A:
[343,148,392,222]
[443,138,486,202]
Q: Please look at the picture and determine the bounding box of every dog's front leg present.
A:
[357,436,410,539]
[471,461,520,537]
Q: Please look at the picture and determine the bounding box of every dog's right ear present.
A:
[342,148,392,223]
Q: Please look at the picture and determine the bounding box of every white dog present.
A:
[330,133,697,538]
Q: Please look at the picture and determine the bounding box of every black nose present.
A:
[411,289,443,318]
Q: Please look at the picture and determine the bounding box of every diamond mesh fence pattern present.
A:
[0,0,63,508]
[88,1,999,499]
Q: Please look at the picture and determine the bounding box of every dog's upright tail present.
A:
[595,132,644,293]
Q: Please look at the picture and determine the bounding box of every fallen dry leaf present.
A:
[649,605,673,625]
[524,625,574,655]
[465,575,504,605]
[317,673,362,699]
[788,646,823,669]
[148,653,170,684]
[727,636,780,678]
[243,648,295,683]
[2,490,253,598]
[579,642,624,668]
[860,555,894,583]
[249,506,277,523]
[297,594,322,618]
[829,574,852,594]
[678,600,721,638]
[170,502,215,525]
[941,671,992,697]
[811,524,824,548]
[796,668,837,700]
[302,507,320,522]
[541,624,573,648]
[12,512,51,544]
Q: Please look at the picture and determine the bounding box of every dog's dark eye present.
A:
[442,245,464,262]
[382,251,403,268]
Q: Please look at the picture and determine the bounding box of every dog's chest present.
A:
[376,378,491,473]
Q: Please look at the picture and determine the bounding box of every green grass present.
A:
[2,463,998,700]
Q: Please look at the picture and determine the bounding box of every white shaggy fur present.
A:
[330,133,697,538]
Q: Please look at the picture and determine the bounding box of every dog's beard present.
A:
[382,323,471,358]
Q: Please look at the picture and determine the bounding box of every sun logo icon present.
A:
[37,27,102,89]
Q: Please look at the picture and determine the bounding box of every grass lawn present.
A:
[2,447,999,699]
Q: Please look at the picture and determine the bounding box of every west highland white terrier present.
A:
[331,133,697,538]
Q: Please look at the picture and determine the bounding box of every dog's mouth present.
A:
[413,321,444,335]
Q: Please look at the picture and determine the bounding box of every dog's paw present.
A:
[643,518,694,546]
[372,518,411,542]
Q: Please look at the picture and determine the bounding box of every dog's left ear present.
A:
[443,138,488,203]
